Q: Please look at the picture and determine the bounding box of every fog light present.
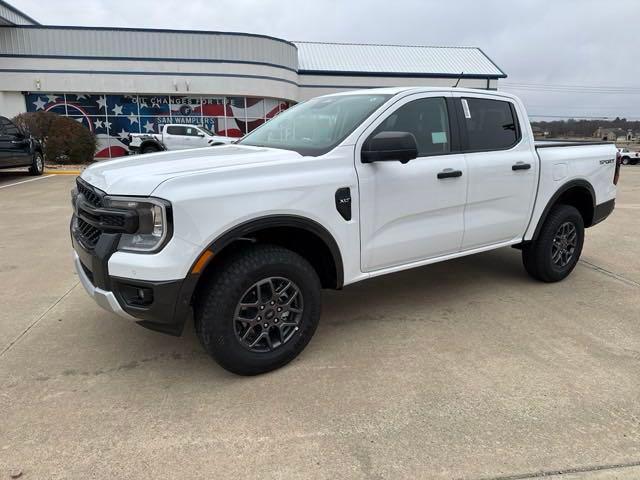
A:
[135,287,154,306]
[119,284,154,307]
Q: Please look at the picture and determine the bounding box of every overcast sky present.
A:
[11,0,640,121]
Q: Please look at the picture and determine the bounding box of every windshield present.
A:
[238,94,392,156]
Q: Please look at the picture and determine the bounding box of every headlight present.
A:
[103,196,172,253]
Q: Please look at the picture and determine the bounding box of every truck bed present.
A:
[524,140,618,240]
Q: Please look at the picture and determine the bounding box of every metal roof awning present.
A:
[294,41,506,79]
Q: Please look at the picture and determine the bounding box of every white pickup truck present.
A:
[618,147,640,165]
[71,87,619,375]
[129,123,234,154]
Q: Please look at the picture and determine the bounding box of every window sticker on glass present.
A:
[461,99,471,119]
[432,131,448,144]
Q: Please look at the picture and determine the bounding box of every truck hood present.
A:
[81,145,302,196]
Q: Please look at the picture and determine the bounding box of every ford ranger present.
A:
[129,123,234,154]
[70,87,619,375]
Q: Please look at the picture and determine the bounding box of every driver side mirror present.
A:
[196,132,205,137]
[361,131,418,164]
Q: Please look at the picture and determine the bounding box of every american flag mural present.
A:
[25,93,290,158]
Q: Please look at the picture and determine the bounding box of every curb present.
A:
[45,170,81,175]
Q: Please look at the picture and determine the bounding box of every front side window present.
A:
[371,97,451,156]
[462,98,519,151]
[238,94,391,156]
[184,127,201,136]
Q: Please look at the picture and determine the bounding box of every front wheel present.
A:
[621,157,630,165]
[522,204,585,282]
[29,151,44,176]
[195,245,321,375]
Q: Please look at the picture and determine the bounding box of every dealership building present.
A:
[0,0,507,157]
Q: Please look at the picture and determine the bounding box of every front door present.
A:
[187,126,209,147]
[453,95,538,249]
[356,94,468,272]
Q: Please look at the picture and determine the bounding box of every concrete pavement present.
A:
[0,169,639,479]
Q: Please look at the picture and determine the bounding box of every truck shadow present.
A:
[320,246,529,327]
[0,171,31,183]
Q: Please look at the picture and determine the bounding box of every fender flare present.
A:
[202,215,345,288]
[531,179,595,240]
[166,215,345,337]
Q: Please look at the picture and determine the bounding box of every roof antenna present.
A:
[453,72,464,88]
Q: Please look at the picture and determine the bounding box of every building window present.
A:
[25,93,292,158]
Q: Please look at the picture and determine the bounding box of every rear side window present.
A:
[166,126,187,135]
[372,97,450,156]
[1,117,17,136]
[461,98,519,151]
[4,121,19,136]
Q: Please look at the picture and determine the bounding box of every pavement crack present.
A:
[579,259,640,288]
[467,459,640,480]
[0,281,79,358]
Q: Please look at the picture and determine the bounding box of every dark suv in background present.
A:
[0,116,44,175]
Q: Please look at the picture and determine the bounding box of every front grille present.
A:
[77,217,101,248]
[74,179,107,249]
[76,178,103,208]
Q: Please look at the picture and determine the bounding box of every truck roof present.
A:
[325,86,520,101]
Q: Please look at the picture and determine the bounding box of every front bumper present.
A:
[71,218,196,336]
[73,252,136,321]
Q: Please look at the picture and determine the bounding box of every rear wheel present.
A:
[142,144,160,154]
[522,204,584,282]
[195,245,321,375]
[29,151,44,176]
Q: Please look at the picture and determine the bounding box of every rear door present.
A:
[356,93,468,272]
[453,94,538,249]
[163,125,190,150]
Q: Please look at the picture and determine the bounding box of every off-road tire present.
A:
[142,145,160,154]
[522,204,584,282]
[195,244,321,375]
[29,151,44,176]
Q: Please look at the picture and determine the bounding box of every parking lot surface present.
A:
[1,168,639,479]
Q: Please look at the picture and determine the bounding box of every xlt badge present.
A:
[335,187,352,221]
